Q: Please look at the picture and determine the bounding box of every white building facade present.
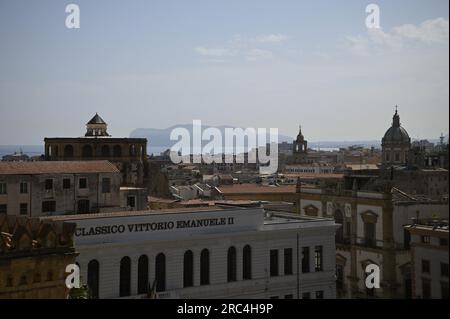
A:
[45,207,338,299]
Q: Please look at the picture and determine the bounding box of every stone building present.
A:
[405,220,448,299]
[44,114,148,187]
[381,108,411,167]
[0,215,77,299]
[214,182,449,298]
[0,161,122,217]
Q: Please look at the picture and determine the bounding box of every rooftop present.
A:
[0,160,119,175]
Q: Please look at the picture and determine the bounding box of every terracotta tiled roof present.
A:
[0,161,119,175]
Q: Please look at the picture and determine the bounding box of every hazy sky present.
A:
[0,0,448,145]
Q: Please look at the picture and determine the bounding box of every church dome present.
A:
[382,110,410,145]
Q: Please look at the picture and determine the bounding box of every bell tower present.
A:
[293,125,308,163]
[85,113,110,137]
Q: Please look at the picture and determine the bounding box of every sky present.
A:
[0,0,448,145]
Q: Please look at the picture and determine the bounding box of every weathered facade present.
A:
[0,161,122,217]
[0,215,77,299]
[405,221,449,299]
[44,114,148,187]
[215,183,449,298]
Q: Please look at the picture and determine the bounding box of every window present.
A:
[87,260,100,299]
[270,249,279,277]
[102,178,111,193]
[119,257,131,297]
[200,249,210,285]
[42,201,56,213]
[79,178,87,189]
[422,278,431,299]
[77,200,90,214]
[314,246,323,272]
[227,247,237,282]
[243,245,252,280]
[315,291,324,299]
[101,145,110,157]
[441,282,449,299]
[137,255,149,294]
[364,222,376,247]
[269,296,279,299]
[155,253,166,292]
[0,204,7,215]
[63,178,71,189]
[284,294,293,299]
[64,145,74,158]
[395,152,400,162]
[422,260,430,274]
[440,238,448,246]
[20,203,27,215]
[20,182,28,194]
[302,247,310,273]
[0,182,7,194]
[127,196,136,208]
[45,179,53,190]
[183,250,194,288]
[302,292,311,299]
[113,145,122,157]
[284,248,293,275]
[421,236,430,244]
[441,263,449,278]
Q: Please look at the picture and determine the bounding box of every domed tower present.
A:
[85,113,110,137]
[381,107,411,166]
[293,125,308,163]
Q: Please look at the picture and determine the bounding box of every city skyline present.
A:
[0,0,448,144]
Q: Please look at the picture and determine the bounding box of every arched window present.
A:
[200,249,210,286]
[87,260,100,299]
[183,250,194,288]
[113,145,122,158]
[64,145,74,158]
[334,210,344,244]
[155,253,166,292]
[138,255,149,295]
[243,245,252,280]
[119,257,131,297]
[129,144,137,157]
[82,145,93,158]
[101,145,110,157]
[227,246,237,282]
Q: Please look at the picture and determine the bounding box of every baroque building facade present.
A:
[214,183,449,298]
[0,215,77,299]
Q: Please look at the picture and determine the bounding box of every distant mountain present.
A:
[130,124,294,154]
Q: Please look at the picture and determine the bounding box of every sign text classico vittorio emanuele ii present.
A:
[75,216,236,237]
